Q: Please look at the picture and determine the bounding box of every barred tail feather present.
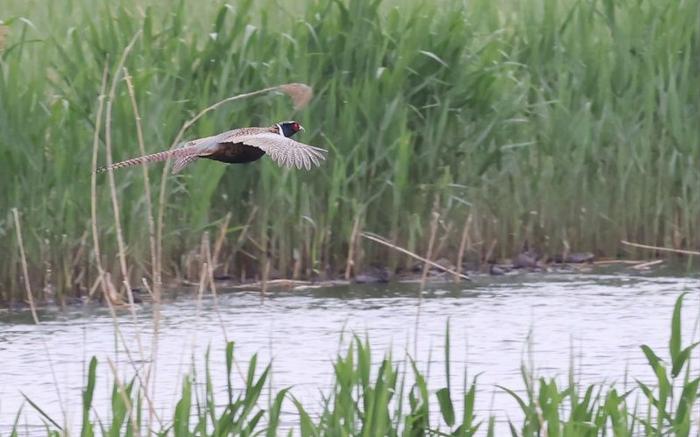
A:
[96,145,202,173]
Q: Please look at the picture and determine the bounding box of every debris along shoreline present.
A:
[1,251,671,311]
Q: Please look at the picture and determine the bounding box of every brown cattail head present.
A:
[277,83,313,110]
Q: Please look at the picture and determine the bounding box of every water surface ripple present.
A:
[0,271,697,433]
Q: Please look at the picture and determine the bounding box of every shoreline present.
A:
[0,255,678,311]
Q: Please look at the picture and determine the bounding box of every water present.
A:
[0,269,698,434]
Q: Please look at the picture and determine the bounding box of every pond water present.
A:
[0,267,698,434]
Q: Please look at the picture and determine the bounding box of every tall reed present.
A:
[2,0,699,300]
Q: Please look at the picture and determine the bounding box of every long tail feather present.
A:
[96,145,202,173]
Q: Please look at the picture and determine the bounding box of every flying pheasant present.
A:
[98,121,326,173]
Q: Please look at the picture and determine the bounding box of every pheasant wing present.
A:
[235,132,327,170]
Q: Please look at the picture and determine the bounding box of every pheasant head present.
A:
[276,121,304,138]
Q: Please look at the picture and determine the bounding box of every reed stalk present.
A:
[420,211,440,291]
[3,0,700,297]
[123,67,158,295]
[455,214,473,283]
[11,208,38,324]
[103,31,141,297]
[362,232,470,281]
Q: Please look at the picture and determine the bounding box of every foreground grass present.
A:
[12,293,700,436]
[2,0,700,302]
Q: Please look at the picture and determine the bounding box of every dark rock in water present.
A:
[7,301,30,311]
[130,294,143,304]
[62,296,86,306]
[551,252,595,264]
[489,264,510,276]
[409,258,456,275]
[512,252,538,269]
[409,262,423,273]
[354,265,391,284]
[213,274,234,281]
[461,260,480,273]
[431,257,456,272]
[565,252,595,263]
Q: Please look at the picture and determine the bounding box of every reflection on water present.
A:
[0,271,698,433]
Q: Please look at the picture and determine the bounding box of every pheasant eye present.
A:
[293,122,300,131]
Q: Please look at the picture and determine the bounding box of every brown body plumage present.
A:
[98,122,326,174]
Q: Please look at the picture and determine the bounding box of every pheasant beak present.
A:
[299,125,305,133]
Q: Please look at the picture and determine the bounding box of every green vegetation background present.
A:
[2,0,699,300]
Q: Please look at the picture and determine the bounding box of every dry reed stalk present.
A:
[70,230,89,277]
[455,214,473,283]
[196,260,208,317]
[124,285,145,362]
[246,235,265,252]
[155,84,312,294]
[361,232,470,281]
[345,215,361,280]
[621,240,700,256]
[138,279,163,430]
[260,226,270,297]
[112,83,149,415]
[292,248,302,280]
[199,231,208,280]
[90,65,110,301]
[433,220,452,260]
[484,239,497,266]
[12,208,39,324]
[103,31,141,297]
[98,36,163,431]
[212,212,232,269]
[229,279,311,290]
[561,238,571,262]
[123,67,159,300]
[203,234,228,341]
[233,206,257,256]
[87,274,102,300]
[261,256,270,297]
[144,296,160,429]
[102,273,161,428]
[631,259,664,270]
[188,260,209,378]
[593,259,645,265]
[40,238,53,302]
[420,211,441,290]
[40,339,67,426]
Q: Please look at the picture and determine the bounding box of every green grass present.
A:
[13,292,700,436]
[2,0,700,302]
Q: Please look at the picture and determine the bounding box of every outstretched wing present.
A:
[234,132,327,170]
